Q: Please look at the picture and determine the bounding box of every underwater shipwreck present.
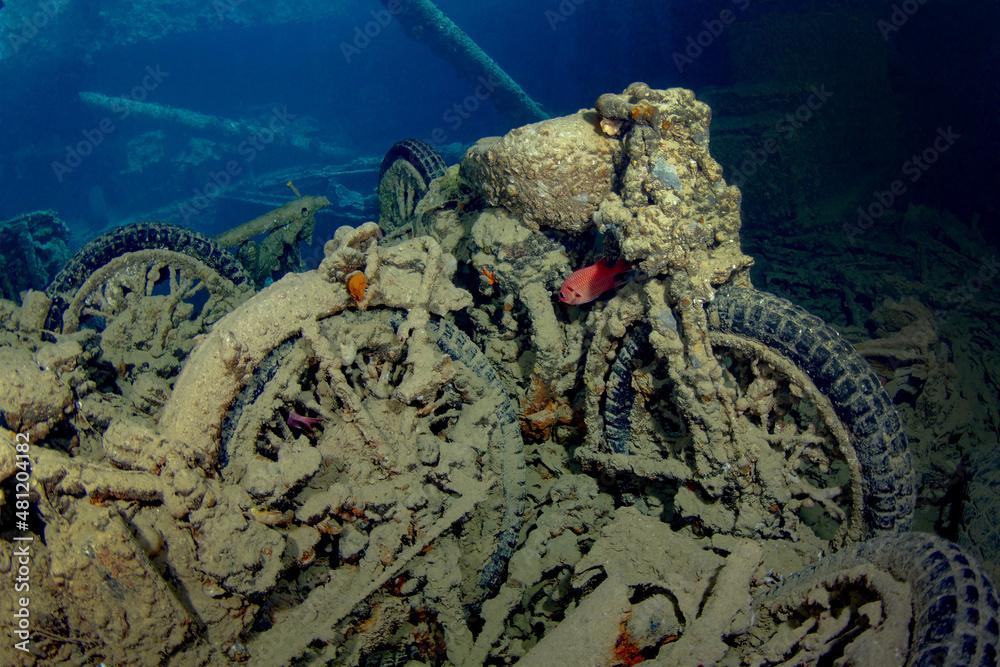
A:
[1,2,998,666]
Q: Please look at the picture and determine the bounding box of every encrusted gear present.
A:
[583,286,914,548]
[377,139,447,236]
[44,222,252,335]
[710,287,915,534]
[748,532,998,667]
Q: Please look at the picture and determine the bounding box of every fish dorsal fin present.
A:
[599,256,629,271]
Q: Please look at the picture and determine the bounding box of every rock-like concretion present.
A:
[461,111,623,234]
[461,84,752,294]
[592,84,748,284]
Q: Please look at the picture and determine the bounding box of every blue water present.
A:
[0,0,996,254]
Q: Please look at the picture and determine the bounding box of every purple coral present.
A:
[287,410,323,432]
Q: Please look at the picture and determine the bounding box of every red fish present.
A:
[558,258,631,305]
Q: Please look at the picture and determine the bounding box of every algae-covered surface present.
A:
[0,83,997,667]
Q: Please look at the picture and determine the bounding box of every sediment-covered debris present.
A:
[79,93,354,162]
[0,211,72,302]
[736,532,997,667]
[592,85,750,285]
[216,195,331,286]
[961,444,1000,587]
[0,328,93,441]
[746,202,1000,596]
[0,84,995,666]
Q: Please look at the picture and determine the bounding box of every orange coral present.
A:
[480,266,496,286]
[520,375,573,441]
[612,620,644,666]
[630,101,657,122]
[346,271,367,304]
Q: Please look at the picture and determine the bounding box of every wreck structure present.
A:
[0,78,995,666]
